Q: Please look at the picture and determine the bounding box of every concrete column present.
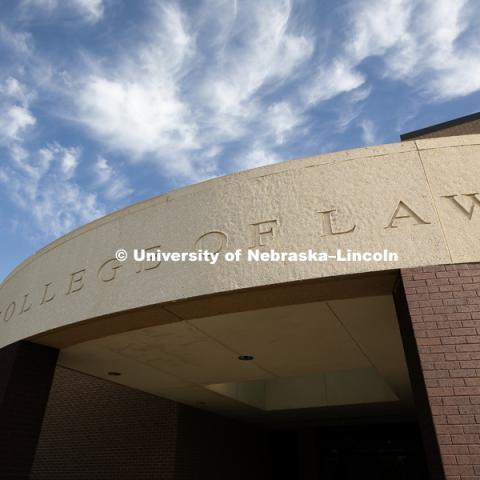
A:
[0,341,58,479]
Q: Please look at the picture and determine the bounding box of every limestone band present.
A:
[1,134,480,350]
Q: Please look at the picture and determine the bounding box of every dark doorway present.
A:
[271,421,429,480]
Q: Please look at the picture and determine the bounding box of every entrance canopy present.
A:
[1,135,480,398]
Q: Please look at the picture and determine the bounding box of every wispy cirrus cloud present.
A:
[0,74,105,239]
[70,0,315,181]
[339,0,480,100]
[0,78,35,144]
[73,3,198,173]
[66,0,480,183]
[0,143,104,238]
[0,141,132,239]
[1,0,480,257]
[360,119,378,146]
[94,156,133,201]
[0,24,32,54]
[20,0,105,23]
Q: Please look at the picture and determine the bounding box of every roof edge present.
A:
[401,112,480,141]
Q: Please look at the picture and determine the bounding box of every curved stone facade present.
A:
[2,134,480,349]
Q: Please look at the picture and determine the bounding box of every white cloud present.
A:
[0,75,104,240]
[94,155,111,184]
[345,0,480,101]
[0,143,104,238]
[360,119,377,146]
[302,0,412,109]
[347,0,413,62]
[21,0,104,23]
[301,0,480,110]
[70,0,314,180]
[199,0,314,112]
[0,23,32,54]
[237,146,280,171]
[335,86,372,130]
[1,77,29,102]
[266,102,303,145]
[38,143,80,179]
[0,77,36,143]
[74,3,197,165]
[0,105,36,142]
[61,150,78,179]
[74,0,104,22]
[77,76,197,158]
[409,0,480,100]
[94,156,133,201]
[305,60,365,106]
[4,0,480,199]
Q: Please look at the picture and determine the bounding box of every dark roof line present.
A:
[400,111,480,141]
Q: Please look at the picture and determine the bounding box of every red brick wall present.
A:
[31,366,179,479]
[31,366,270,479]
[401,263,480,480]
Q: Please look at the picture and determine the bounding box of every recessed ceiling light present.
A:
[238,355,254,361]
[107,371,121,376]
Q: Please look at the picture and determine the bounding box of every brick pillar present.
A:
[0,341,58,479]
[398,263,480,480]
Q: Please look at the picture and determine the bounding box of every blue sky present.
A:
[1,0,480,281]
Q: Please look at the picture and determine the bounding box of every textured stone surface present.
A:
[2,136,480,348]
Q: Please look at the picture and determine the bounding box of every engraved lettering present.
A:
[194,231,228,253]
[386,201,431,229]
[3,302,16,322]
[135,246,161,273]
[442,193,480,220]
[66,269,86,294]
[40,283,56,304]
[318,209,356,236]
[20,294,32,314]
[249,219,278,248]
[98,258,122,282]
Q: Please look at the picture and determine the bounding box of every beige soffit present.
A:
[58,295,411,416]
